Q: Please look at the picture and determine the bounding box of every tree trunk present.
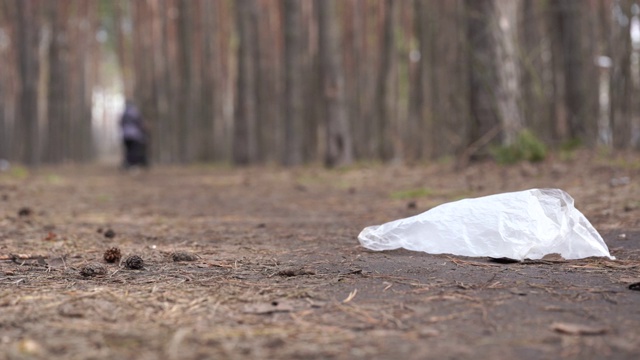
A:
[282,0,305,166]
[317,0,353,168]
[374,0,396,161]
[114,1,134,100]
[15,0,40,165]
[554,0,597,143]
[465,0,499,153]
[493,0,523,146]
[199,0,217,161]
[177,0,194,162]
[46,0,68,163]
[609,0,632,149]
[233,0,258,165]
[407,0,432,161]
[521,0,553,143]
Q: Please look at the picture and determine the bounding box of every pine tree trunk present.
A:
[465,0,499,153]
[283,0,305,166]
[15,0,40,165]
[317,0,353,167]
[493,0,523,146]
[374,0,396,161]
[233,0,258,165]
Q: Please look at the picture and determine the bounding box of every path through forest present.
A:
[1,151,639,359]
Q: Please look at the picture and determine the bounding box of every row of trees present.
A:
[1,0,639,167]
[0,0,99,165]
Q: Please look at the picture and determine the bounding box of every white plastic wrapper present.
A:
[358,189,613,260]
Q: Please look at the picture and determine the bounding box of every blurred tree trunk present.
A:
[255,0,282,163]
[302,2,319,162]
[199,0,217,161]
[75,0,97,162]
[374,0,396,161]
[213,0,233,161]
[465,0,499,153]
[610,0,632,149]
[317,0,353,167]
[148,0,170,163]
[521,0,553,144]
[432,1,471,159]
[233,0,258,165]
[114,1,134,100]
[46,0,69,163]
[553,0,597,143]
[407,0,432,161]
[15,0,40,165]
[344,0,375,160]
[283,0,304,166]
[177,0,194,162]
[493,0,523,146]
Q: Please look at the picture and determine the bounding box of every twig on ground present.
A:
[342,289,357,303]
[0,254,47,262]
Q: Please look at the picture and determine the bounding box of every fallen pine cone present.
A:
[103,247,122,263]
[18,207,32,217]
[80,263,107,277]
[171,251,198,262]
[124,255,144,269]
[104,229,116,238]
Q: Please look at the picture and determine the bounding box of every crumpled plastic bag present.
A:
[358,189,613,260]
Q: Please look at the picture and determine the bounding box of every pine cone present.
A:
[104,229,116,238]
[124,255,144,269]
[18,207,32,217]
[103,247,122,263]
[80,263,107,277]
[171,251,198,262]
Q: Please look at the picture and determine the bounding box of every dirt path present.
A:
[1,152,639,359]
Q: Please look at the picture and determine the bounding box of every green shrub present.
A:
[491,129,547,165]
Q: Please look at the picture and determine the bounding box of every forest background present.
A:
[1,0,639,168]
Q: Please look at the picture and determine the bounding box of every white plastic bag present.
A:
[358,189,613,260]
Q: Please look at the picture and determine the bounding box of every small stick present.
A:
[0,254,47,262]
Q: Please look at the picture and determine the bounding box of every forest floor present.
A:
[1,150,640,360]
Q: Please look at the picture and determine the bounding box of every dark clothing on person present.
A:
[124,139,147,167]
[120,103,148,168]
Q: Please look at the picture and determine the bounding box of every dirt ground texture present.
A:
[1,151,639,360]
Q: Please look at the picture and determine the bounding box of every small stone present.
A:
[104,229,116,238]
[103,247,122,263]
[17,338,43,355]
[80,263,108,277]
[171,251,198,262]
[124,255,144,269]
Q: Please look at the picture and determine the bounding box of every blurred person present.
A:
[120,100,148,169]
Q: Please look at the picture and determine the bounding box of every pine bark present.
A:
[233,0,258,165]
[15,0,40,165]
[317,0,353,167]
[283,0,305,166]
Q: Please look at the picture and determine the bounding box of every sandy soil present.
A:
[1,151,639,359]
